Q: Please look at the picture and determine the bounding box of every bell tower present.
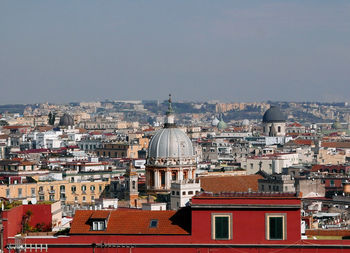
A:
[125,161,139,208]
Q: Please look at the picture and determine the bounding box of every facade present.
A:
[4,192,350,252]
[170,180,201,209]
[258,174,296,193]
[0,178,110,205]
[244,153,299,175]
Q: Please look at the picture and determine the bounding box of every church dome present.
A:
[217,114,227,130]
[217,120,227,130]
[262,106,286,123]
[59,113,74,126]
[242,119,250,126]
[148,128,193,159]
[332,120,342,130]
[212,117,219,126]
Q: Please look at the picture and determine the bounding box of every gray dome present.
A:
[262,106,286,123]
[59,113,74,126]
[148,128,193,159]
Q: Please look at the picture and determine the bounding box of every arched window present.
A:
[60,185,65,192]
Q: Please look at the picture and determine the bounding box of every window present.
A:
[182,191,186,195]
[90,185,95,192]
[149,219,158,228]
[71,186,76,193]
[188,191,194,195]
[31,188,35,196]
[6,189,10,198]
[49,195,55,201]
[91,196,95,202]
[266,214,286,240]
[83,196,86,202]
[92,220,106,231]
[18,188,22,198]
[172,191,175,195]
[212,213,232,240]
[172,172,177,181]
[39,195,45,201]
[132,181,136,189]
[81,185,87,193]
[330,180,335,187]
[60,185,65,192]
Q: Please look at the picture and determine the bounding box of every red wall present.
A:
[23,204,52,229]
[2,205,24,239]
[1,204,52,239]
[191,208,301,244]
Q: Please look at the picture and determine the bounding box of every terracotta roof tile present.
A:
[70,210,189,235]
[90,210,111,219]
[200,175,263,193]
[321,142,350,149]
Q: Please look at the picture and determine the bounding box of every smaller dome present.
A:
[332,120,342,130]
[59,113,74,126]
[217,120,227,130]
[217,114,227,130]
[242,119,250,126]
[212,117,219,126]
[263,106,286,123]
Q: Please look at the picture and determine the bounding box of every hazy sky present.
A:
[1,1,350,104]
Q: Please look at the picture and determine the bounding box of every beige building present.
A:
[316,148,346,165]
[0,178,110,205]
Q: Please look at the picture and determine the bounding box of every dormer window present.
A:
[149,219,158,228]
[89,211,110,231]
[92,220,106,231]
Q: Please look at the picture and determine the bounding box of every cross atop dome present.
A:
[165,94,175,128]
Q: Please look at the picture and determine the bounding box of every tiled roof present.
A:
[90,210,111,219]
[311,164,349,172]
[287,122,303,127]
[293,139,314,146]
[321,142,350,148]
[200,175,263,193]
[70,209,190,235]
[197,192,297,198]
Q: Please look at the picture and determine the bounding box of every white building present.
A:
[170,180,201,210]
[244,153,299,175]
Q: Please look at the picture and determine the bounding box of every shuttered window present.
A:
[269,217,283,239]
[266,214,286,240]
[212,213,232,240]
[215,217,229,239]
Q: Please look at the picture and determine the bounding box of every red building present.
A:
[3,192,350,252]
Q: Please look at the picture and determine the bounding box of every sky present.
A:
[1,1,350,104]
